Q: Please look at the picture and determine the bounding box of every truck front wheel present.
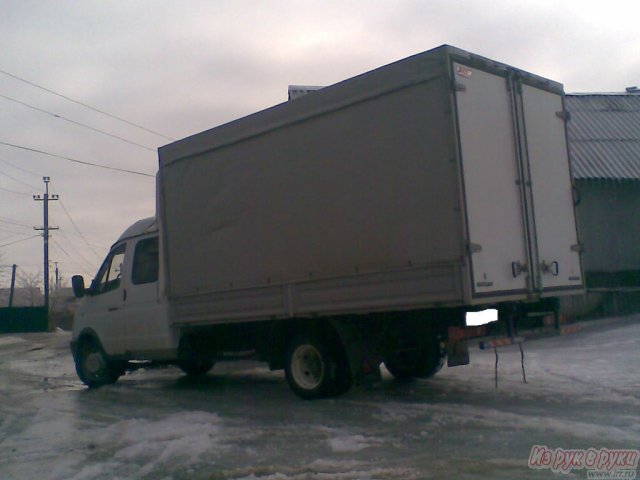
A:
[285,334,351,400]
[75,337,125,387]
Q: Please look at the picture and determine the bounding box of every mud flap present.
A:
[447,325,489,367]
[447,338,470,367]
[329,318,383,385]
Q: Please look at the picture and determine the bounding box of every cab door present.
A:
[122,235,173,354]
[85,243,128,355]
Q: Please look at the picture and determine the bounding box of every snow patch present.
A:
[68,462,121,480]
[421,403,640,444]
[0,336,26,346]
[327,434,375,453]
[98,411,226,468]
[225,465,419,480]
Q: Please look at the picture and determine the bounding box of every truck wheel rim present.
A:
[291,344,324,390]
[84,351,106,378]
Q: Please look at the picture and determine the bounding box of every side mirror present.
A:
[72,275,87,298]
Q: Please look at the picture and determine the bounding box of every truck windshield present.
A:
[92,243,126,294]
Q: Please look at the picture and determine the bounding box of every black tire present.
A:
[177,359,215,376]
[285,333,352,400]
[177,335,215,376]
[75,337,124,387]
[384,340,444,380]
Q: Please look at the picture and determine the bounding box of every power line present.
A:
[0,185,32,197]
[59,200,103,259]
[0,232,24,242]
[0,228,32,238]
[0,67,175,141]
[0,225,33,235]
[0,158,42,177]
[0,141,155,178]
[0,92,156,152]
[0,234,39,248]
[53,236,96,273]
[0,216,33,228]
[0,225,33,240]
[52,238,72,258]
[56,229,109,250]
[0,167,39,189]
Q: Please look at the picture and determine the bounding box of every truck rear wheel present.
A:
[75,337,124,387]
[285,333,351,400]
[177,335,215,376]
[177,359,214,376]
[384,340,444,380]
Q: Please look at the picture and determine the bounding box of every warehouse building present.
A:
[564,88,640,315]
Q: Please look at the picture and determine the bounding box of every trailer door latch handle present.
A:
[541,261,559,276]
[511,261,528,277]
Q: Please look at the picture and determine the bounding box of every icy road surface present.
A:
[1,317,639,480]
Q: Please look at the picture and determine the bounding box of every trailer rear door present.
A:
[520,84,583,291]
[453,63,530,297]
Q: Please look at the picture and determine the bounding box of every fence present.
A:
[0,307,49,333]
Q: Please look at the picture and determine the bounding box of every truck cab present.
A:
[70,217,177,386]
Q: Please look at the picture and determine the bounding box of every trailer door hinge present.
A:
[454,81,467,92]
[556,110,571,121]
[570,243,584,253]
[468,242,482,254]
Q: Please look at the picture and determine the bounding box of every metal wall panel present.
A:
[575,181,640,272]
[565,94,640,181]
[171,264,463,326]
[160,76,465,310]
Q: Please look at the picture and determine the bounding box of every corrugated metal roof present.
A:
[565,94,640,180]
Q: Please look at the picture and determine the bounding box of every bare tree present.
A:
[50,271,71,313]
[0,252,8,287]
[17,270,43,307]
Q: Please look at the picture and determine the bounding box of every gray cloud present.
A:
[1,0,638,282]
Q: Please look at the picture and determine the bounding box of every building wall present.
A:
[575,180,640,275]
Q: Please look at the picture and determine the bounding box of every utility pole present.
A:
[34,177,59,313]
[8,264,17,308]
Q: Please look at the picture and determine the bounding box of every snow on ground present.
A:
[0,316,638,479]
[0,337,26,347]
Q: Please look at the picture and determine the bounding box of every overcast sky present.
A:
[0,0,638,288]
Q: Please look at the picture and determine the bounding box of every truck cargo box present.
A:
[158,44,583,327]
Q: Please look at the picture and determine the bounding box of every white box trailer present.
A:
[158,45,583,324]
[71,45,584,399]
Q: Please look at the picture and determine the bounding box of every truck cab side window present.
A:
[93,244,126,295]
[132,237,159,285]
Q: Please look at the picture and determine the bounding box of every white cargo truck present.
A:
[70,45,584,399]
